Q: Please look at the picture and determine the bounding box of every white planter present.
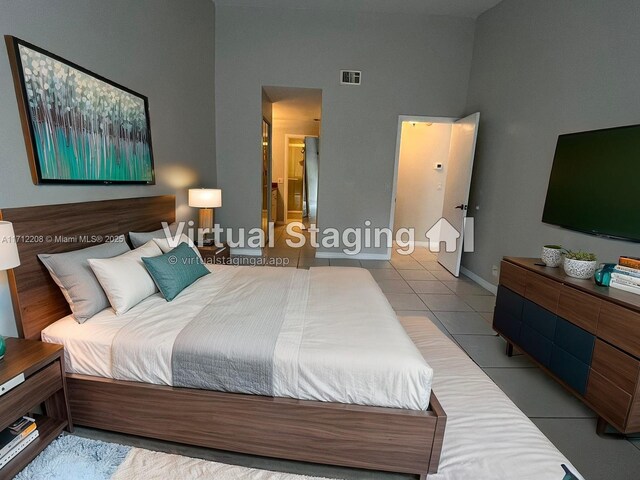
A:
[563,258,597,279]
[541,247,563,268]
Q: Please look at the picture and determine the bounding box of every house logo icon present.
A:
[425,218,474,253]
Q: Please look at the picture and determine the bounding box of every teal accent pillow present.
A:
[562,464,579,479]
[142,242,210,301]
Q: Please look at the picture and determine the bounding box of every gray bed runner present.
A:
[171,267,309,395]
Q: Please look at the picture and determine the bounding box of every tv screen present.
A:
[542,124,640,242]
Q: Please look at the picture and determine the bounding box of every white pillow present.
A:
[153,234,202,259]
[88,241,163,315]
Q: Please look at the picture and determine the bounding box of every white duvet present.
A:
[42,265,433,410]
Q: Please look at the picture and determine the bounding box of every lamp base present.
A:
[199,208,214,232]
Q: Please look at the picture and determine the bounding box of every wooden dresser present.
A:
[494,257,640,434]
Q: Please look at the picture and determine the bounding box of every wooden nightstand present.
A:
[0,338,71,478]
[198,242,231,264]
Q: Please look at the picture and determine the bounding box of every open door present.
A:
[304,137,319,223]
[437,113,480,276]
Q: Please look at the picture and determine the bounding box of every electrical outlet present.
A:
[491,265,499,277]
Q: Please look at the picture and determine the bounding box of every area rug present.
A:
[16,435,334,480]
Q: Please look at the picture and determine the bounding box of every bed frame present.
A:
[1,196,446,479]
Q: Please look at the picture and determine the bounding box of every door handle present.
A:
[454,204,467,210]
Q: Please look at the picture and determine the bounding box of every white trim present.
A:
[230,247,263,256]
[460,266,498,295]
[315,251,391,260]
[388,115,458,260]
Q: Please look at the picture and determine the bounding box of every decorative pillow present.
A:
[153,233,202,259]
[88,241,163,315]
[142,242,210,301]
[38,238,130,323]
[129,223,177,248]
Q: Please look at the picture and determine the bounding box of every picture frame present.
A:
[5,36,156,185]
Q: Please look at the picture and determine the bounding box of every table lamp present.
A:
[189,189,222,245]
[0,221,21,360]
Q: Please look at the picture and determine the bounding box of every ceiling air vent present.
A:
[340,70,361,86]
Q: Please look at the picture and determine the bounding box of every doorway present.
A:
[261,86,322,263]
[262,86,322,228]
[390,114,480,276]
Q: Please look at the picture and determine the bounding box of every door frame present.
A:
[388,115,457,258]
[284,134,318,223]
[262,117,273,241]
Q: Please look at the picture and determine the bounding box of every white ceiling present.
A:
[263,86,322,122]
[214,0,502,19]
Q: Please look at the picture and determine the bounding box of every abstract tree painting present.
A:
[6,37,155,184]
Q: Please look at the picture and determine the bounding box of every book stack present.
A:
[610,256,640,295]
[0,416,39,471]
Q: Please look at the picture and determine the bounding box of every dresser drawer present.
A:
[591,339,639,394]
[495,285,524,319]
[522,300,557,339]
[520,323,553,367]
[550,346,591,395]
[500,261,527,296]
[586,369,631,428]
[525,273,560,313]
[597,303,640,358]
[553,317,595,365]
[557,286,600,334]
[493,308,522,344]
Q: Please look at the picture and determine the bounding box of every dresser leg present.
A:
[505,342,514,357]
[596,417,608,436]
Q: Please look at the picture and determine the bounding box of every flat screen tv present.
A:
[542,124,640,242]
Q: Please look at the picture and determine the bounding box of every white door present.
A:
[437,113,480,276]
[304,137,319,223]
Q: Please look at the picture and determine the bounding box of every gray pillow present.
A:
[38,238,131,323]
[129,223,177,248]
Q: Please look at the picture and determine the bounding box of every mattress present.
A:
[42,265,432,410]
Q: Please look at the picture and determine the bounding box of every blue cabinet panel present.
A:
[550,346,591,395]
[520,323,553,367]
[522,300,557,339]
[494,286,523,342]
[496,286,524,318]
[554,317,595,365]
[494,309,521,343]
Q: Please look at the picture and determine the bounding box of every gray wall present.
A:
[463,0,640,284]
[0,0,216,336]
[215,6,475,255]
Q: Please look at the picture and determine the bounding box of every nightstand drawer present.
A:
[0,362,62,430]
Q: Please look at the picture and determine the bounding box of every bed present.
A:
[0,196,446,479]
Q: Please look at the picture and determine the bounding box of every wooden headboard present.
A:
[0,196,175,340]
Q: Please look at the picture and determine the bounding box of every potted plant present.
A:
[563,250,598,279]
[541,244,563,267]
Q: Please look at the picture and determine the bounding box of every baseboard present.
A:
[230,248,262,257]
[315,252,391,260]
[460,266,498,295]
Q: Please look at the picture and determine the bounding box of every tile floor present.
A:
[76,228,640,479]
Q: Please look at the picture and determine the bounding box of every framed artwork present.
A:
[5,36,155,184]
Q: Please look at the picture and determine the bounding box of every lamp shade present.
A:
[189,189,222,208]
[0,221,21,270]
